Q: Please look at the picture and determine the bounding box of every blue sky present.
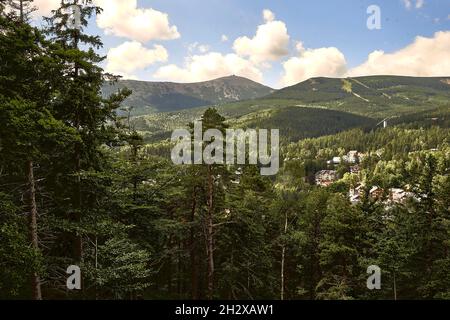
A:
[35,0,450,88]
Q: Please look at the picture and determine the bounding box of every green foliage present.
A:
[0,193,41,298]
[102,75,273,114]
[1,2,450,301]
[267,76,450,118]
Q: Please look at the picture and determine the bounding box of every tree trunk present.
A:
[74,149,83,263]
[72,23,83,266]
[189,186,199,299]
[281,210,288,301]
[19,0,24,22]
[393,270,397,301]
[27,160,42,300]
[206,165,214,300]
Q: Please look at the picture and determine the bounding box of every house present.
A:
[369,186,384,199]
[388,188,414,204]
[350,185,415,206]
[332,157,342,164]
[329,151,361,166]
[348,185,384,203]
[349,185,364,204]
[359,153,368,161]
[350,165,361,174]
[346,151,359,164]
[315,170,338,187]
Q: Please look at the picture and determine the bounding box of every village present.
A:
[314,150,415,206]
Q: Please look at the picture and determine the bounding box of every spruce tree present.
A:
[44,0,130,267]
[0,8,78,299]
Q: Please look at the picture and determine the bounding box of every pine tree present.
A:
[199,108,228,300]
[44,0,130,268]
[316,194,366,300]
[5,0,35,22]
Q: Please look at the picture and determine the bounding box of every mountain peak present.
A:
[102,76,273,115]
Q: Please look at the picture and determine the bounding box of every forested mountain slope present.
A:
[266,76,450,117]
[102,75,274,114]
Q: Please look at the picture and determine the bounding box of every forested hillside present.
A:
[130,106,377,143]
[267,76,450,117]
[102,75,274,115]
[1,1,450,301]
[127,75,450,143]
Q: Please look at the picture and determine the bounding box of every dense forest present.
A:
[1,1,450,300]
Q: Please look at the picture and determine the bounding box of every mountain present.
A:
[131,104,377,143]
[102,75,274,115]
[266,76,450,118]
[126,75,450,143]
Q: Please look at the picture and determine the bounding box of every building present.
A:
[346,151,359,164]
[315,170,338,187]
[369,186,384,199]
[350,165,361,174]
[348,185,384,203]
[329,151,361,166]
[388,188,415,204]
[349,185,415,205]
[332,157,342,164]
[349,185,364,204]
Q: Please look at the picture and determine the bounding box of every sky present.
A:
[31,0,450,88]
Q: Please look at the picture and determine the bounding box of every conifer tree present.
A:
[44,0,130,267]
[0,7,78,299]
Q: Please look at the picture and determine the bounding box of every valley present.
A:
[113,75,450,143]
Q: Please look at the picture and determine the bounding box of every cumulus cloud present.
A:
[221,35,229,42]
[233,10,290,64]
[280,31,450,86]
[95,0,180,42]
[348,31,450,77]
[281,45,347,86]
[106,41,168,79]
[31,0,180,43]
[263,9,275,22]
[154,52,263,83]
[28,0,60,17]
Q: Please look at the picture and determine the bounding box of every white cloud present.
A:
[221,35,229,42]
[281,46,347,86]
[198,45,210,53]
[106,41,168,79]
[416,0,425,9]
[233,10,290,64]
[28,0,60,17]
[402,0,412,10]
[154,52,263,83]
[348,31,450,77]
[263,9,275,22]
[31,0,180,43]
[95,0,180,42]
[402,0,425,10]
[295,41,305,53]
[281,31,450,86]
[188,42,210,54]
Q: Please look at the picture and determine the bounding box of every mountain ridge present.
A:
[264,75,450,118]
[102,75,274,114]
